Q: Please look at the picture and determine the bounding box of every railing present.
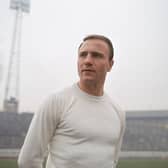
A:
[0,149,168,159]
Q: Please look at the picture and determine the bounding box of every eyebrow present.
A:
[79,51,104,57]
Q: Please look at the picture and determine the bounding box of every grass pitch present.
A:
[118,159,168,168]
[0,159,17,168]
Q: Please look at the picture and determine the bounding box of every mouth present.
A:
[82,69,95,72]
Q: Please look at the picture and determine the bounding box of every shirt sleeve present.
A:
[113,106,126,168]
[18,94,62,168]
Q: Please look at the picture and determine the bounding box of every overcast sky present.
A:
[0,0,168,113]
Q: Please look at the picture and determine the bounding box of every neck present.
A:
[78,81,104,96]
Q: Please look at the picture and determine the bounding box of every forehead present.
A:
[79,39,109,54]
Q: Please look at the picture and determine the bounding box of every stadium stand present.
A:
[0,112,32,149]
[122,111,168,151]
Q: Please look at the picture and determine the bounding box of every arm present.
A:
[113,106,126,168]
[114,123,125,168]
[18,95,61,168]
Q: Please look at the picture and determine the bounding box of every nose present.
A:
[84,53,93,65]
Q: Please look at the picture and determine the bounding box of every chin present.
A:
[81,75,94,80]
[81,78,96,84]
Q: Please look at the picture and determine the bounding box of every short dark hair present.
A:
[79,34,114,60]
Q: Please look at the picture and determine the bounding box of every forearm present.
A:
[18,156,43,168]
[17,116,47,168]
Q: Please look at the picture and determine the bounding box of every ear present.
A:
[107,59,114,72]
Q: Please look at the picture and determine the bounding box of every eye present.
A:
[79,51,88,57]
[92,52,103,58]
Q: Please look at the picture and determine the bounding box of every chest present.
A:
[57,100,121,145]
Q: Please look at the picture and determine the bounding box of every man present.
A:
[18,34,125,168]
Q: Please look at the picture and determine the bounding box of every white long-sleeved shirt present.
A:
[18,83,125,168]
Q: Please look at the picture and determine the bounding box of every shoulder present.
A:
[104,93,126,123]
[43,84,75,104]
[41,84,77,112]
[35,85,76,122]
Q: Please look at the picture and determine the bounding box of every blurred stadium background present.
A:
[0,110,168,168]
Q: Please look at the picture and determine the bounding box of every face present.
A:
[78,39,113,86]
